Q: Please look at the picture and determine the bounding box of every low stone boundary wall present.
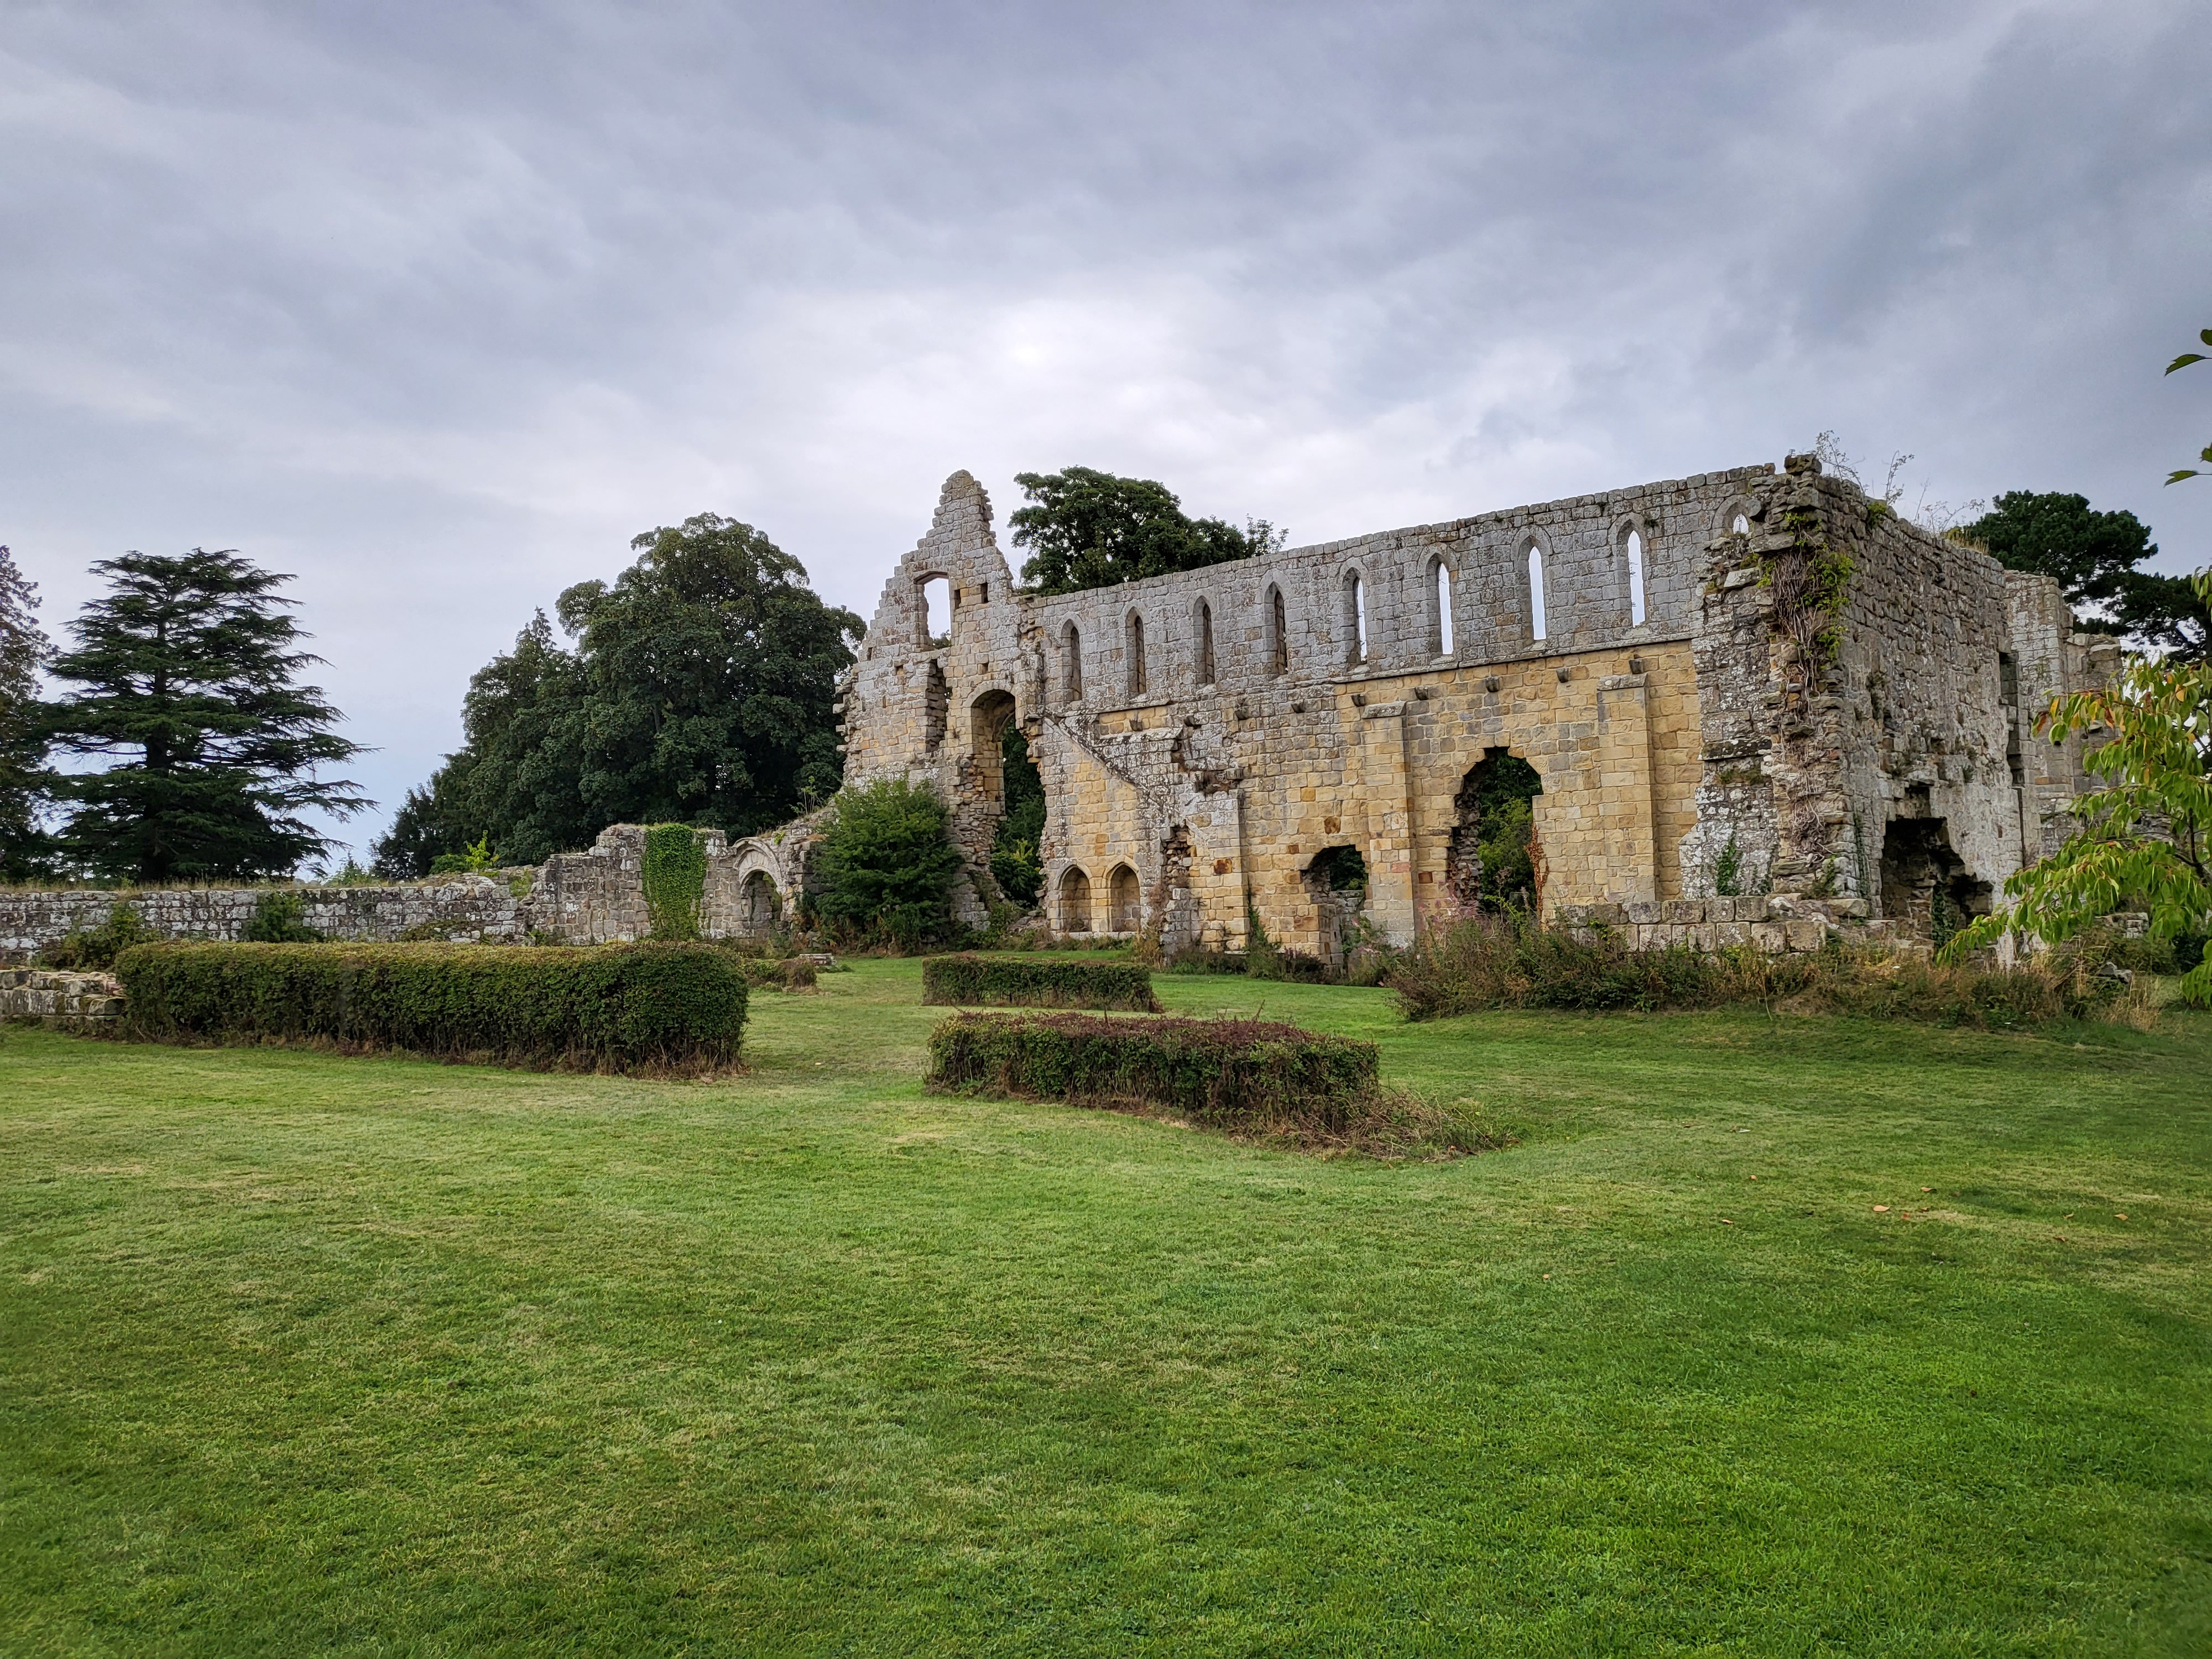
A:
[1552,895,1920,953]
[1,967,126,1032]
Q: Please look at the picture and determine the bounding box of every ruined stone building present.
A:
[822,459,2118,962]
[0,453,2120,967]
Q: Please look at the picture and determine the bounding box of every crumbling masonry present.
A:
[820,458,2117,962]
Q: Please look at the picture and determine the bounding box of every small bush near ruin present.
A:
[1387,912,2135,1028]
[922,953,1160,1011]
[36,900,158,971]
[116,940,747,1073]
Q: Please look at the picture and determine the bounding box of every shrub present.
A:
[1386,912,2126,1029]
[116,940,746,1072]
[927,1011,1380,1133]
[738,954,817,991]
[38,900,156,971]
[643,823,707,941]
[812,778,966,949]
[243,890,322,942]
[922,953,1161,1011]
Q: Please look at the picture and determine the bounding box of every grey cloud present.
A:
[2,0,2206,853]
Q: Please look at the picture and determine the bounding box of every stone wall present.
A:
[0,822,813,964]
[1,967,125,1031]
[833,462,2116,961]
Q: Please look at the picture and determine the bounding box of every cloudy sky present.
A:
[4,0,2208,859]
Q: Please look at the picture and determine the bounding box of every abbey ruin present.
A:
[812,457,2116,963]
[0,453,2122,968]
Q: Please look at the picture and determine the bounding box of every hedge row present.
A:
[926,1011,1379,1130]
[922,953,1160,1011]
[115,941,747,1072]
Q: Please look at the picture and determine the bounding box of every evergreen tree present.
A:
[1963,492,2206,659]
[0,546,52,879]
[41,550,367,881]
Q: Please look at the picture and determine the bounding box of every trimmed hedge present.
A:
[927,1011,1379,1130]
[921,953,1160,1011]
[115,941,747,1072]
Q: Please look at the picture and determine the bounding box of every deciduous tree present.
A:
[1010,466,1280,596]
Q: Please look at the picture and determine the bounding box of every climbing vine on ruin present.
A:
[1758,503,1854,671]
[643,822,708,941]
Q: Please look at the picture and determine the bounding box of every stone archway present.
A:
[1107,863,1141,933]
[741,869,780,933]
[1058,865,1093,933]
[1447,750,1543,912]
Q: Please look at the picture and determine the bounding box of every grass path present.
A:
[2,961,2208,1656]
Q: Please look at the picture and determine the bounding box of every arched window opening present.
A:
[1107,864,1141,933]
[969,690,1017,803]
[990,721,1046,908]
[1626,529,1647,627]
[1058,865,1093,933]
[1127,612,1147,697]
[1344,570,1367,665]
[1061,622,1083,701]
[1302,844,1370,971]
[741,870,780,933]
[919,575,951,647]
[1195,599,1216,686]
[1526,547,1548,641]
[1447,751,1544,912]
[1432,560,1455,656]
[1269,587,1289,676]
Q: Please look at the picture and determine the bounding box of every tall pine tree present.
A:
[42,549,368,881]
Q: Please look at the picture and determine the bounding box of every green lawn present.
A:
[3,960,2208,1657]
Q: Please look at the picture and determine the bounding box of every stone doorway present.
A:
[1447,750,1543,911]
[1877,816,1990,943]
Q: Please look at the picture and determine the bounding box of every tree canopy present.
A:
[375,514,860,877]
[1010,466,1283,596]
[1962,491,2207,659]
[0,545,51,879]
[40,549,367,882]
[810,776,965,949]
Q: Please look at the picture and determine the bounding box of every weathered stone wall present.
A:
[834,463,2116,959]
[0,822,813,963]
[1,967,125,1031]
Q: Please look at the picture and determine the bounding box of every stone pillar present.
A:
[1357,700,1418,946]
[1594,672,1660,905]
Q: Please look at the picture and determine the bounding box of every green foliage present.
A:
[1462,751,1543,912]
[1944,580,2212,1007]
[921,953,1161,1011]
[116,940,747,1073]
[35,900,156,971]
[2166,326,2212,486]
[1009,467,1272,597]
[1714,834,1743,898]
[242,890,322,943]
[1963,490,2204,660]
[927,1011,1380,1133]
[375,515,862,876]
[988,723,1046,907]
[1761,508,1854,666]
[1391,913,2127,1028]
[0,544,51,880]
[430,835,500,876]
[38,549,368,882]
[641,823,708,941]
[811,778,966,950]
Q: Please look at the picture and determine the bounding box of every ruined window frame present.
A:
[1126,609,1147,699]
[1265,583,1289,677]
[1612,517,1648,629]
[1342,565,1369,666]
[1193,594,1217,687]
[1521,536,1550,643]
[916,573,952,649]
[1061,620,1083,702]
[1427,554,1457,658]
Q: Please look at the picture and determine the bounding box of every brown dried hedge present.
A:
[926,1011,1379,1130]
[114,940,747,1073]
[922,953,1160,1011]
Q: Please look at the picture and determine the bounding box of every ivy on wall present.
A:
[643,823,708,941]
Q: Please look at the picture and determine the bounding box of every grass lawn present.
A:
[3,959,2209,1656]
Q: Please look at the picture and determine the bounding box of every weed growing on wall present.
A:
[36,900,156,971]
[642,823,707,941]
[242,890,322,943]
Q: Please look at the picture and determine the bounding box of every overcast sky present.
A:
[4,0,2208,860]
